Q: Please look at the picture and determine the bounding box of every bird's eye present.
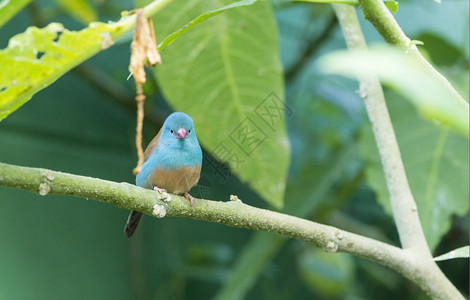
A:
[188,129,191,134]
[170,129,174,134]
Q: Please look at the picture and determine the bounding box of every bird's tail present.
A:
[124,210,143,238]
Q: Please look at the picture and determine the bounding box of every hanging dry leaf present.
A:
[129,9,161,85]
[129,9,162,175]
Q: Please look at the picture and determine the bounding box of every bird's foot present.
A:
[153,186,171,202]
[182,192,195,207]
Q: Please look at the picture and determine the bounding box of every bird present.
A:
[124,112,203,238]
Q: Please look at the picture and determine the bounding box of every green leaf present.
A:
[0,0,32,28]
[318,45,469,137]
[0,22,120,121]
[0,0,172,121]
[152,1,288,208]
[295,0,359,5]
[385,1,399,14]
[52,0,98,24]
[415,32,464,67]
[360,98,469,251]
[298,248,354,297]
[434,246,469,261]
[158,0,258,50]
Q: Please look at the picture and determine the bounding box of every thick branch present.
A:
[0,161,463,299]
[0,162,397,260]
[332,2,429,254]
[332,4,463,299]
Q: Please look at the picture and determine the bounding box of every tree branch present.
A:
[332,2,429,254]
[358,0,467,107]
[0,162,393,261]
[332,4,463,299]
[0,161,463,299]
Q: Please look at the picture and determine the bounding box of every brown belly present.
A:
[148,166,201,194]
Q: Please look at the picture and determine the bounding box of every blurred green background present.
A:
[0,0,468,299]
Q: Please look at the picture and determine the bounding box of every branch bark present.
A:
[332,4,463,299]
[0,161,463,299]
[333,2,429,255]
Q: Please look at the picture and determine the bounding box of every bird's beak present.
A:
[176,128,187,139]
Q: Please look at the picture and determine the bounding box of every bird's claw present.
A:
[182,192,195,207]
[153,186,171,202]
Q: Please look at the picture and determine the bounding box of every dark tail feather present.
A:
[124,210,143,238]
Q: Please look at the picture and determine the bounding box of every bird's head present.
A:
[160,112,199,149]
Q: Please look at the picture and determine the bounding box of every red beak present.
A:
[176,128,187,139]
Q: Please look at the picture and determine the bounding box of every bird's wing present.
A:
[144,127,162,160]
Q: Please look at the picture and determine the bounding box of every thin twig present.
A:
[284,12,338,81]
[134,84,146,175]
[129,9,162,175]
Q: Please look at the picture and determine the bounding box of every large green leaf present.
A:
[52,0,98,24]
[0,0,31,28]
[0,22,117,121]
[152,1,288,208]
[0,0,171,121]
[360,97,469,251]
[158,0,258,50]
[318,45,469,137]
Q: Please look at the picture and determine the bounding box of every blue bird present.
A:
[124,112,203,237]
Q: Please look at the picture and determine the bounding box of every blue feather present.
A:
[136,112,202,187]
[126,112,203,237]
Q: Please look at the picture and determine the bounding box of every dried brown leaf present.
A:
[128,9,161,85]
